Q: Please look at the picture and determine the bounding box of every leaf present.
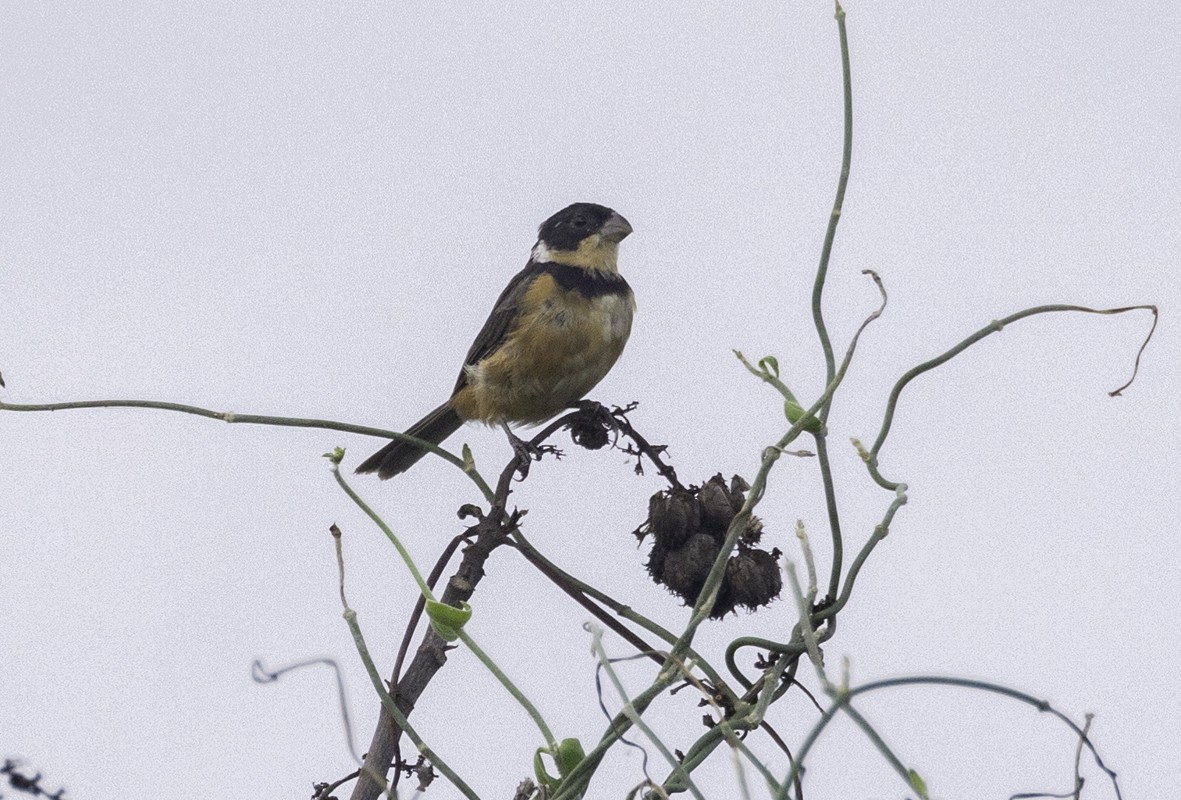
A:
[425,600,472,642]
[784,400,822,433]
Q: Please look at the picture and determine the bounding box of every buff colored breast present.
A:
[452,273,634,424]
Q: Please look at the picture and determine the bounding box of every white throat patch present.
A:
[531,241,555,263]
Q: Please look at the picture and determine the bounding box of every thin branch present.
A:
[815,483,908,624]
[866,304,1157,490]
[331,524,479,799]
[507,529,737,700]
[0,396,496,500]
[392,533,468,693]
[1009,713,1093,800]
[313,770,360,800]
[589,626,705,800]
[779,676,1121,800]
[252,653,361,765]
[333,468,435,600]
[809,0,854,395]
[812,435,843,602]
[352,403,672,800]
[456,626,558,748]
[554,419,811,797]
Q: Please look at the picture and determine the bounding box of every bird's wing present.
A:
[451,262,545,395]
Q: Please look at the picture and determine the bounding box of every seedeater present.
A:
[356,202,634,479]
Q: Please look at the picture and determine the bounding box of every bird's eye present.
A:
[571,215,588,229]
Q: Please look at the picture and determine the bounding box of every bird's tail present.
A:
[355,402,463,479]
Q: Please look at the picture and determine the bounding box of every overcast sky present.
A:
[3,2,1179,798]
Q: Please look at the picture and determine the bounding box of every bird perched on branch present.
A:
[356,202,635,479]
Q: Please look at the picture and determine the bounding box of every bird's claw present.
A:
[510,434,539,478]
[503,426,563,480]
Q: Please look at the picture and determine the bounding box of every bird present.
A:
[356,202,635,479]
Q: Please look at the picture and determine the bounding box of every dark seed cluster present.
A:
[567,410,611,450]
[636,474,782,618]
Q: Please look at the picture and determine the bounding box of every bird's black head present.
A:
[537,203,632,252]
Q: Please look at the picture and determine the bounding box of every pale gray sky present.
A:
[3,2,1179,798]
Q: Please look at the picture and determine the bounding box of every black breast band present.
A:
[534,262,631,298]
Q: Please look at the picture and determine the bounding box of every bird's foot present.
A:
[502,423,558,479]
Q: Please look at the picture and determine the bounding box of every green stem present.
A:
[662,652,788,796]
[510,530,737,702]
[671,726,725,779]
[725,726,783,797]
[332,530,478,799]
[0,396,496,501]
[810,0,854,396]
[815,484,908,624]
[456,628,556,749]
[333,465,434,600]
[840,704,915,787]
[866,303,1156,490]
[726,480,902,677]
[730,482,904,682]
[343,610,479,799]
[588,626,704,800]
[813,434,843,600]
[785,562,828,687]
[556,431,796,797]
[551,678,671,800]
[778,675,1122,800]
[733,351,804,408]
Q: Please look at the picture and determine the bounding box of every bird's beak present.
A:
[599,212,633,244]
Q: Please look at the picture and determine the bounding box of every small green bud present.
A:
[908,769,930,800]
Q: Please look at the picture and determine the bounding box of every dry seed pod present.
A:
[644,539,670,584]
[567,409,610,449]
[698,476,736,532]
[645,489,699,550]
[659,533,719,600]
[729,474,751,506]
[719,548,783,615]
[742,515,765,545]
[636,475,782,616]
